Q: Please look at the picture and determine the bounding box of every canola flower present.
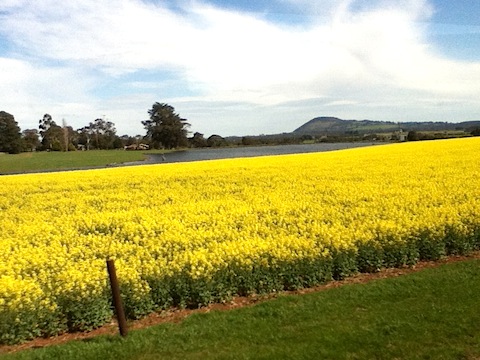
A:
[1,137,479,343]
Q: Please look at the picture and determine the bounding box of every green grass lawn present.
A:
[3,259,479,360]
[0,150,167,174]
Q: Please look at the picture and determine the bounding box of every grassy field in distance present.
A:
[0,150,168,174]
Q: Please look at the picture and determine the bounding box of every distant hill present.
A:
[223,117,480,146]
[293,117,480,135]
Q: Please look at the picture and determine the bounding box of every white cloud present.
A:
[0,0,479,136]
[0,57,98,128]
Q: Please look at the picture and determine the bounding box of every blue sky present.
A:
[1,0,479,137]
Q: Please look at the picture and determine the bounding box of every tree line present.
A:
[7,102,475,154]
[0,102,226,154]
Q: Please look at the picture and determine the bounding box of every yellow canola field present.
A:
[1,137,480,342]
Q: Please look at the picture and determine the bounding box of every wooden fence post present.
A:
[106,259,128,337]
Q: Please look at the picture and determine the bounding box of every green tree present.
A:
[407,131,419,141]
[22,129,40,151]
[39,114,63,151]
[207,134,227,147]
[59,119,78,151]
[0,111,22,154]
[89,118,118,149]
[241,136,257,146]
[189,132,207,148]
[77,125,94,150]
[142,103,190,149]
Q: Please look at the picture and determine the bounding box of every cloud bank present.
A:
[1,0,479,136]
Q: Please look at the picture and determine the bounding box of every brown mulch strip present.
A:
[2,252,480,355]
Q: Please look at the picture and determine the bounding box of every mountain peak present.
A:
[294,117,350,134]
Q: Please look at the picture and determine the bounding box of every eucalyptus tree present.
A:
[38,114,63,151]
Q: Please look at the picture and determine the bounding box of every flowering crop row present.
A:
[1,138,479,343]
